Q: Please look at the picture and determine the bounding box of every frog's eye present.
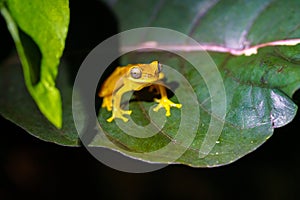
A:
[130,67,142,79]
[157,62,162,73]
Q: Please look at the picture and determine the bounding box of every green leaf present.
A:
[91,0,300,167]
[0,57,79,146]
[1,0,69,128]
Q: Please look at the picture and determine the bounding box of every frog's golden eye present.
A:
[157,62,162,73]
[130,67,142,79]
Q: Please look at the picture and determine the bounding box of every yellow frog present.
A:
[98,61,182,122]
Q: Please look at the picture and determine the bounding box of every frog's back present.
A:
[98,66,130,97]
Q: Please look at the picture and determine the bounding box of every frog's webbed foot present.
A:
[107,108,132,122]
[153,97,182,116]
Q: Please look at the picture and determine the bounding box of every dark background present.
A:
[1,0,300,199]
[1,110,300,200]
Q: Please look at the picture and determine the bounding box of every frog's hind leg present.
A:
[101,95,113,111]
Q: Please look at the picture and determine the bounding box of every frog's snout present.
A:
[143,73,158,79]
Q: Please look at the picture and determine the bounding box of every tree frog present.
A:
[98,61,182,122]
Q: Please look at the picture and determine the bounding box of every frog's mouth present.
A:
[143,73,157,78]
[144,72,164,79]
[134,77,158,83]
[141,73,161,81]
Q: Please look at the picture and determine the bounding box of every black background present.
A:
[1,0,300,199]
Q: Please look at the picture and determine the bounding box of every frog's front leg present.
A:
[107,86,132,122]
[153,85,182,116]
[107,109,132,122]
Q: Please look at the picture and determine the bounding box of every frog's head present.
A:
[127,61,163,83]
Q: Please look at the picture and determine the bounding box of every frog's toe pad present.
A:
[106,109,132,122]
[101,97,113,111]
[121,110,132,115]
[153,97,182,116]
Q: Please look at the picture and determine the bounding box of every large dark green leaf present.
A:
[1,0,69,128]
[95,46,299,167]
[90,0,300,166]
